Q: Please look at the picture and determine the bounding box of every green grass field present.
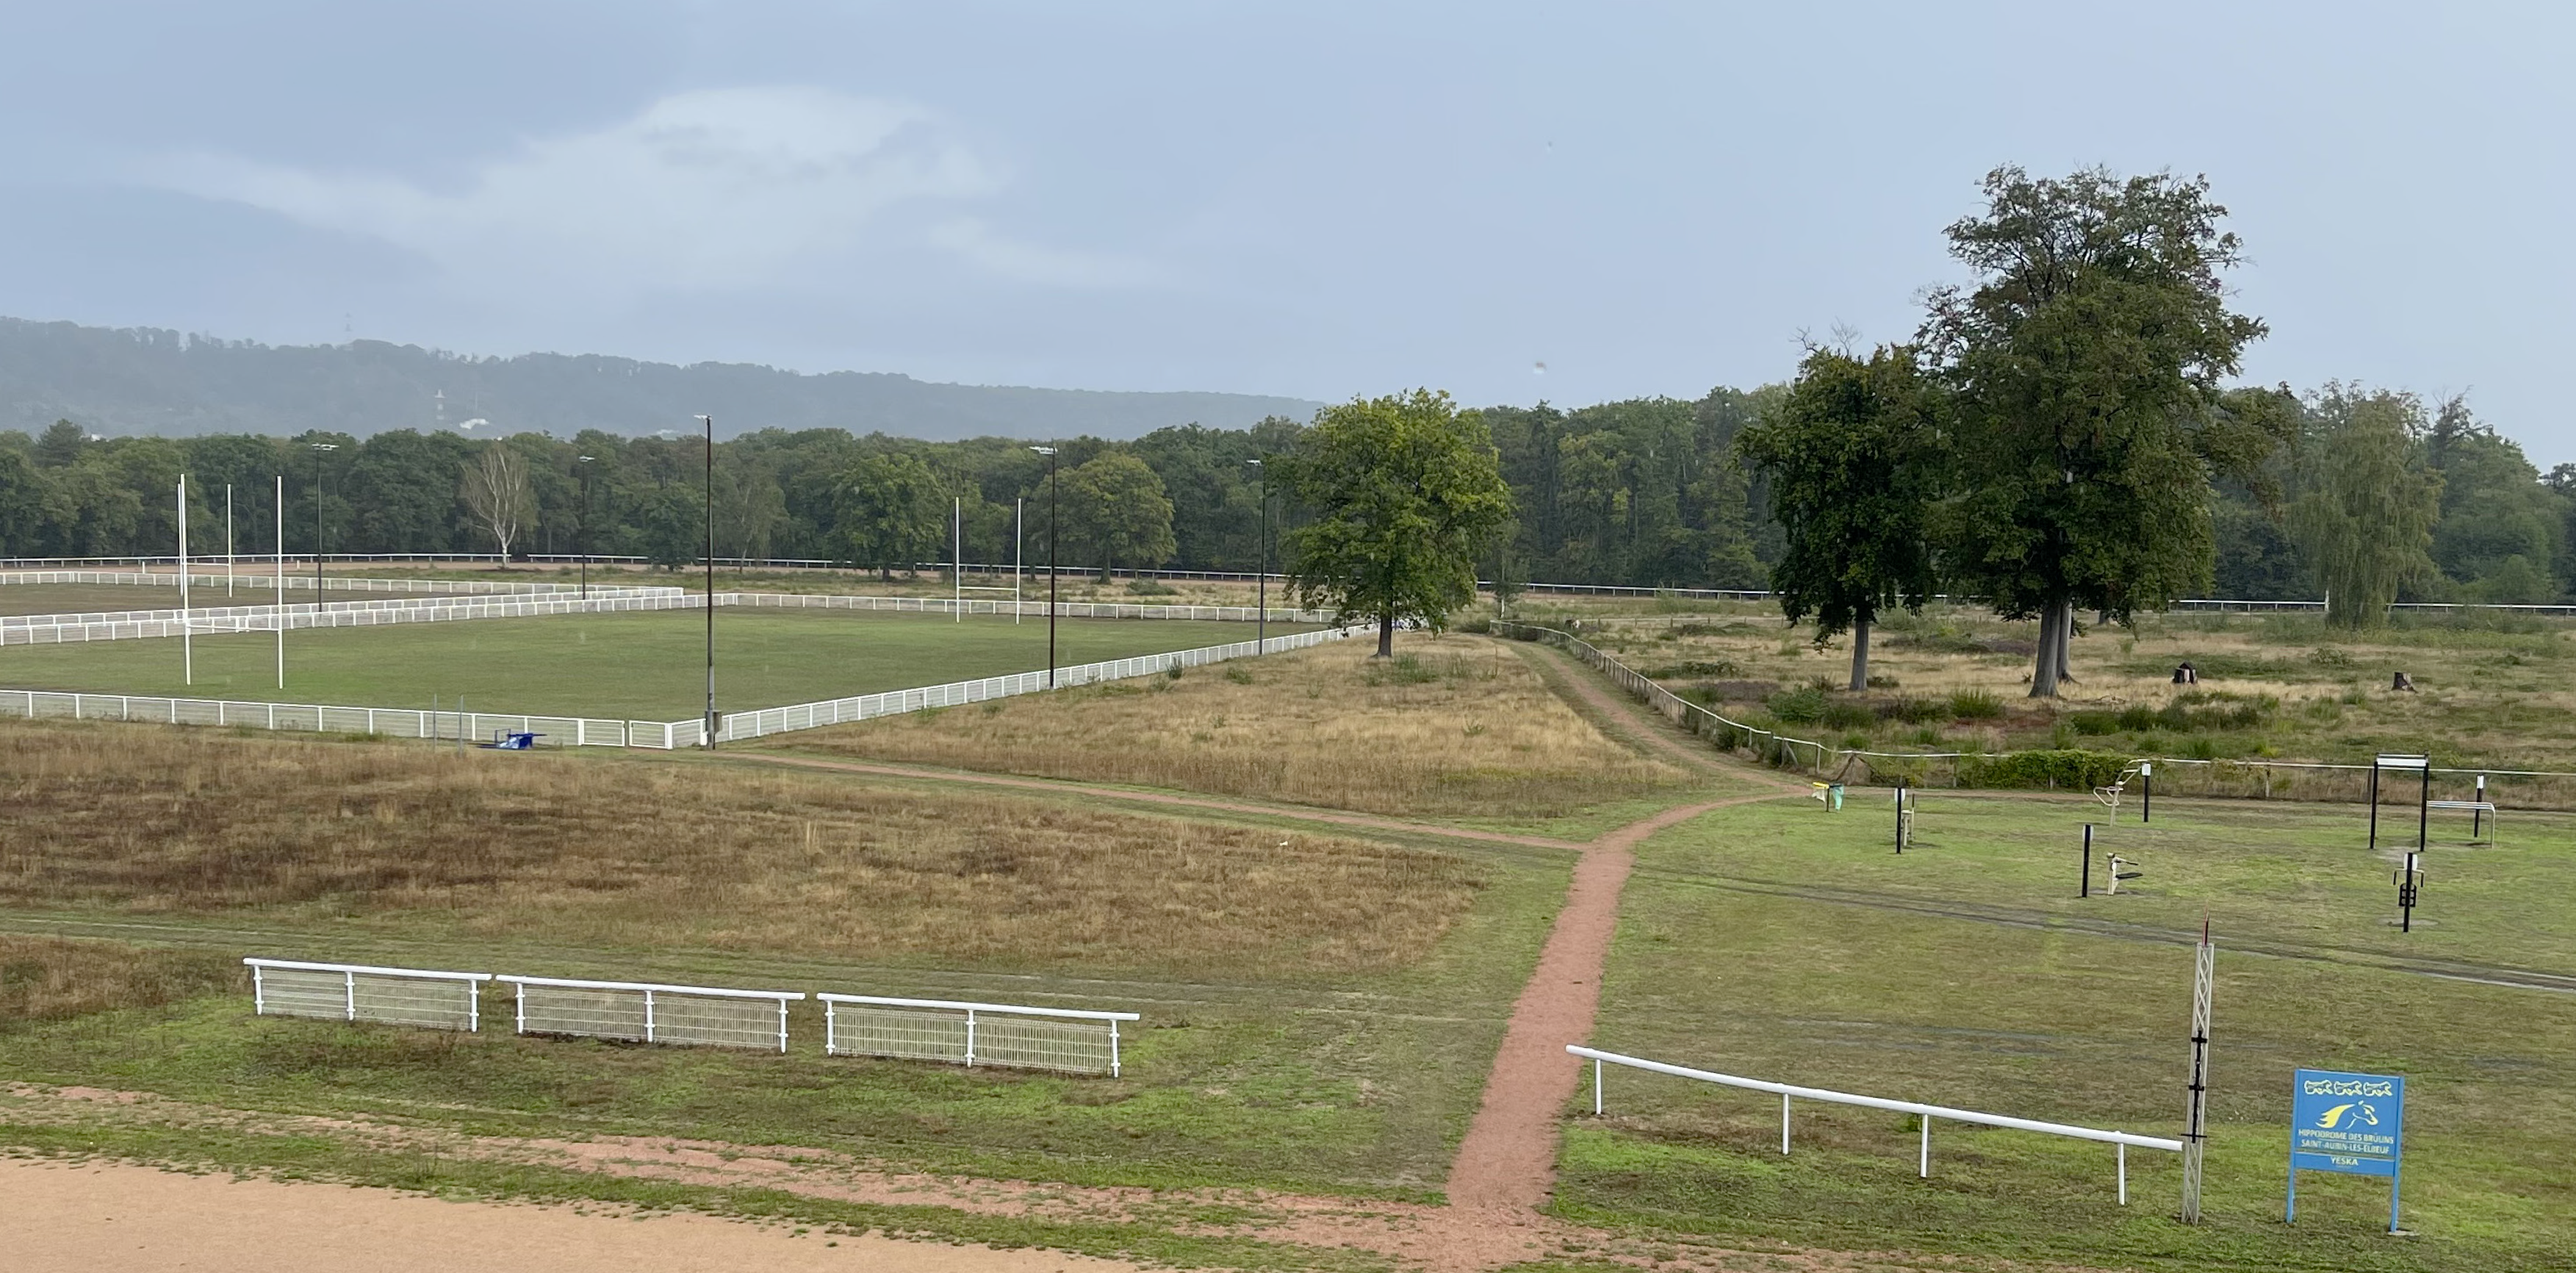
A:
[0,609,1306,719]
[1561,790,2576,1271]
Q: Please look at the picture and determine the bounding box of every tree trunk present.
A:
[2029,599,2065,698]
[1848,618,1871,692]
[1376,612,1395,658]
[2056,605,2078,684]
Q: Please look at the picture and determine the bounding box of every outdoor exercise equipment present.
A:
[2367,753,2431,932]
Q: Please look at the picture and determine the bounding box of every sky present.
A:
[1,1,2569,458]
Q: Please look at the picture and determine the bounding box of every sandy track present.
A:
[0,1157,1145,1273]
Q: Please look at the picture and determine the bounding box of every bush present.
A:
[1960,749,2129,791]
[1877,697,1949,724]
[1820,701,1877,731]
[1643,659,1741,679]
[1866,673,1900,689]
[1948,689,2006,721]
[1768,686,1828,724]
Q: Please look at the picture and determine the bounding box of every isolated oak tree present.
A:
[1924,167,2278,697]
[1735,345,1944,691]
[1282,390,1514,657]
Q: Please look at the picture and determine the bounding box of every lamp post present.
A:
[696,415,715,747]
[576,455,595,600]
[1030,445,1059,686]
[1247,458,1267,655]
[309,442,337,604]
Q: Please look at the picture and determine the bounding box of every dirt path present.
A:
[0,1157,1148,1273]
[1511,642,1802,791]
[725,752,1586,850]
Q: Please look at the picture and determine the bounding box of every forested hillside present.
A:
[0,318,1320,442]
[0,381,2565,603]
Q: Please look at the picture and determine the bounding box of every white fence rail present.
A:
[0,569,674,598]
[245,958,492,1032]
[712,625,1352,745]
[1571,1046,2179,1205]
[500,975,802,1052]
[0,689,644,747]
[821,994,1137,1075]
[0,592,686,646]
[727,592,1331,624]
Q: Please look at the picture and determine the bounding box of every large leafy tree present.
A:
[2290,388,2442,626]
[1281,390,1514,656]
[1924,166,2278,696]
[1735,345,1945,690]
[1060,451,1177,580]
[834,451,947,578]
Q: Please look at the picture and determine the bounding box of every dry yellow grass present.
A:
[777,631,1688,818]
[0,721,1480,975]
[0,934,238,1025]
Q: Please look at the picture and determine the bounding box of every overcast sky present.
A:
[2,2,2567,457]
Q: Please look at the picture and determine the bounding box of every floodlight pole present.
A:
[177,474,192,685]
[310,442,337,607]
[274,475,285,689]
[1248,457,1267,654]
[698,415,715,748]
[1013,497,1023,624]
[1030,446,1059,686]
[953,495,963,623]
[577,456,594,600]
[226,484,235,598]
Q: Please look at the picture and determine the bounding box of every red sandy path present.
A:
[0,1158,1148,1273]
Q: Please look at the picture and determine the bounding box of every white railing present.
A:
[820,994,1137,1076]
[0,689,642,748]
[499,975,803,1053]
[245,958,492,1032]
[712,625,1353,745]
[1570,1046,2179,1205]
[0,592,683,645]
[0,568,677,598]
[727,592,1332,624]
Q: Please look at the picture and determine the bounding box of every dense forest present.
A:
[0,382,2566,603]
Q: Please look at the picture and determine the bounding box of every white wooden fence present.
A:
[0,569,668,598]
[1571,1045,2180,1205]
[820,994,1138,1075]
[0,591,684,645]
[245,958,492,1032]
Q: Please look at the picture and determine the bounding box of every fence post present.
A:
[777,997,790,1054]
[2118,1137,2127,1205]
[1110,1018,1121,1077]
[253,964,265,1014]
[1593,1058,1602,1115]
[345,969,356,1021]
[1782,1093,1792,1154]
[644,988,656,1043]
[1920,1115,1931,1177]
[824,999,837,1055]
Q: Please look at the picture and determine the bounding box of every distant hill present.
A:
[0,318,1325,442]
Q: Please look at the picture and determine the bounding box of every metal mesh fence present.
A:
[248,959,486,1031]
[506,978,797,1051]
[828,1005,971,1064]
[821,997,1134,1075]
[514,983,649,1041]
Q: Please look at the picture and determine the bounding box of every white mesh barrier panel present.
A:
[515,983,649,1041]
[245,959,490,1031]
[821,995,1137,1076]
[502,977,800,1051]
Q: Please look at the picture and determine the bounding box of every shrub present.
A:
[1643,659,1741,679]
[1820,701,1877,731]
[1877,697,1949,724]
[1960,749,2129,791]
[2115,704,2162,731]
[1767,686,1828,724]
[1866,673,1900,689]
[1949,689,2006,721]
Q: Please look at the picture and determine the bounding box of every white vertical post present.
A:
[2118,1138,2127,1205]
[778,997,790,1053]
[469,979,480,1033]
[344,969,356,1021]
[965,1008,977,1066]
[515,981,525,1034]
[1109,1018,1121,1077]
[252,964,266,1014]
[1782,1093,1791,1155]
[226,484,235,598]
[1593,1058,1602,1116]
[1919,1116,1930,1177]
[953,496,962,622]
[825,1000,837,1055]
[178,475,193,685]
[1013,497,1023,623]
[644,988,656,1044]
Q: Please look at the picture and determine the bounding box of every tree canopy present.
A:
[1281,390,1514,656]
[1735,345,1944,689]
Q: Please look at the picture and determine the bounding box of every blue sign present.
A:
[2287,1069,2406,1231]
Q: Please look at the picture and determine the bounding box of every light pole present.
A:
[696,416,715,747]
[1247,458,1268,655]
[309,442,337,605]
[576,455,595,600]
[1030,445,1059,687]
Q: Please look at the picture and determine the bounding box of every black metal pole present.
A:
[2417,762,2431,860]
[1895,781,1906,854]
[2142,765,2153,824]
[702,415,715,748]
[2081,822,2093,897]
[2367,764,2381,857]
[1251,457,1267,655]
[1048,448,1059,686]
